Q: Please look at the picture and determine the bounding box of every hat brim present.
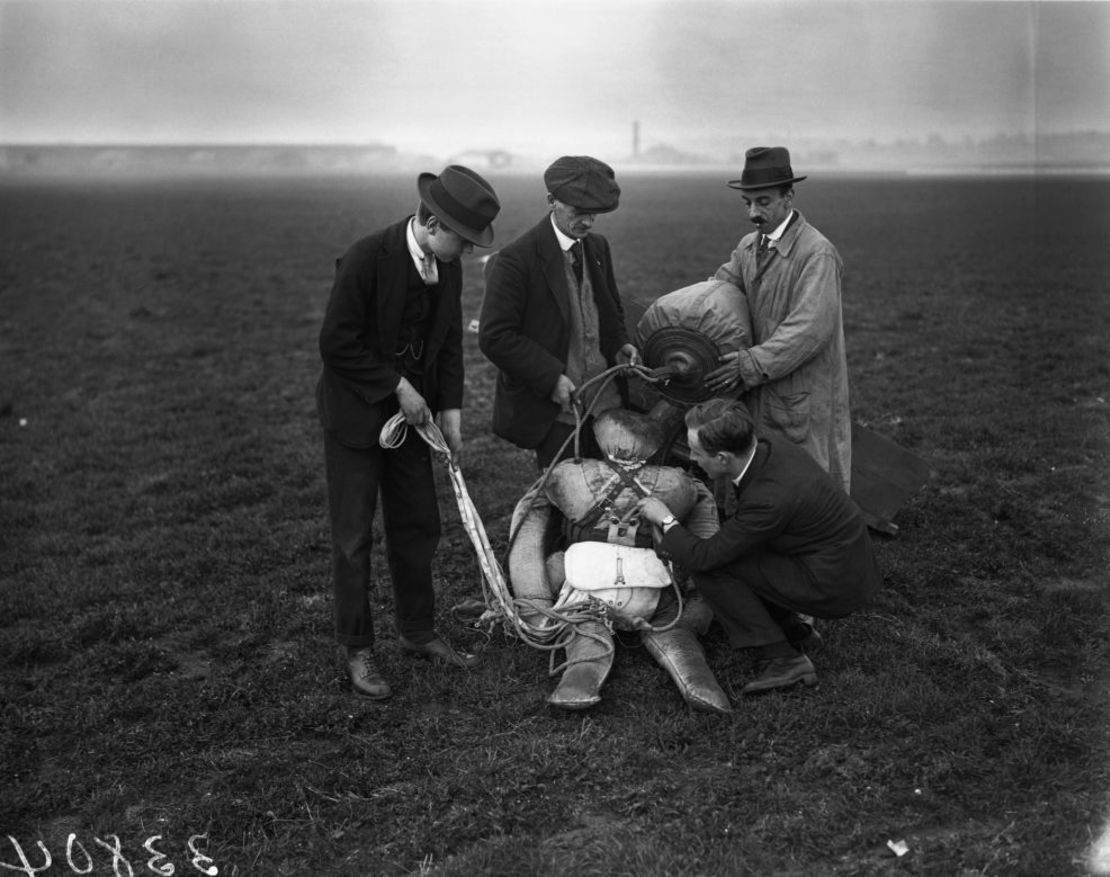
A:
[726,175,807,191]
[563,201,620,215]
[418,172,495,247]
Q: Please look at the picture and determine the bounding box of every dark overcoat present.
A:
[316,218,464,448]
[479,216,629,448]
[662,437,881,618]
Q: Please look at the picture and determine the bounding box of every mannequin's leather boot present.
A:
[547,620,614,710]
[642,589,731,714]
[642,625,731,714]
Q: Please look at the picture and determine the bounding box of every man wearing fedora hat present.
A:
[316,165,500,699]
[479,155,639,470]
[704,146,852,493]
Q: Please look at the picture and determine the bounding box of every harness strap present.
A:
[565,458,650,539]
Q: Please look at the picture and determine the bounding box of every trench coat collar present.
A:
[769,210,806,258]
[746,209,806,259]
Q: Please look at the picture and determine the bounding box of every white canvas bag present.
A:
[556,541,672,628]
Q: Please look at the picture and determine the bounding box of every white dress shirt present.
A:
[406,218,438,284]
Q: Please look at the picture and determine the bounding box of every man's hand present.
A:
[550,374,576,410]
[396,377,432,426]
[635,496,674,526]
[616,343,641,367]
[436,408,463,466]
[704,351,743,395]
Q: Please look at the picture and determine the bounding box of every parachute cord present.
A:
[377,367,688,662]
[378,413,655,657]
[546,612,615,678]
[568,360,680,458]
[503,362,659,562]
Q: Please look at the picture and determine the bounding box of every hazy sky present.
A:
[1,0,1106,160]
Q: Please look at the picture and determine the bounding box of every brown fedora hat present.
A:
[727,146,807,191]
[418,165,501,247]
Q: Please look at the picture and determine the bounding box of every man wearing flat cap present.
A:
[704,146,852,493]
[316,165,500,700]
[480,155,639,469]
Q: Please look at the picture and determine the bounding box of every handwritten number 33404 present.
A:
[1,833,219,876]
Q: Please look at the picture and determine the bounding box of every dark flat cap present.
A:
[544,155,620,213]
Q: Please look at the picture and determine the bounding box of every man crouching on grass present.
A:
[316,166,500,700]
[636,399,881,694]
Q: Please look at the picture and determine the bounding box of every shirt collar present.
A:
[764,209,796,243]
[550,213,578,252]
[731,442,758,487]
[405,217,425,263]
[406,217,438,284]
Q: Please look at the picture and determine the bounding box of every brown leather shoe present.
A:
[398,634,479,669]
[347,647,392,700]
[741,653,817,695]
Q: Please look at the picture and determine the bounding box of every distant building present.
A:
[448,149,513,170]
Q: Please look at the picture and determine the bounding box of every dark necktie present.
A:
[756,235,771,266]
[570,241,583,286]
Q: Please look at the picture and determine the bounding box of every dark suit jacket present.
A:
[662,437,881,616]
[478,215,629,448]
[316,217,464,448]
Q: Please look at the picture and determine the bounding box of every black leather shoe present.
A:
[347,647,392,700]
[741,653,817,695]
[398,634,479,669]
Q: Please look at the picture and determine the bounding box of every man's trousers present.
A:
[323,429,441,648]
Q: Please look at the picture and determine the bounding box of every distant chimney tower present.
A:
[632,121,640,158]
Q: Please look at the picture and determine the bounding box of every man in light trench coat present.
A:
[704,146,852,492]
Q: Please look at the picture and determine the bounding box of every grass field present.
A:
[1,170,1109,876]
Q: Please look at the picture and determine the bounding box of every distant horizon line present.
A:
[1,129,1108,149]
[3,138,1107,178]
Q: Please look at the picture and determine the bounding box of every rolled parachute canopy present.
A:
[634,278,753,403]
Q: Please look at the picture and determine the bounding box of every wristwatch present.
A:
[660,514,678,532]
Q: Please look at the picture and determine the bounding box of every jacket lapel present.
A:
[425,260,459,350]
[376,219,412,356]
[539,218,571,325]
[581,236,600,290]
